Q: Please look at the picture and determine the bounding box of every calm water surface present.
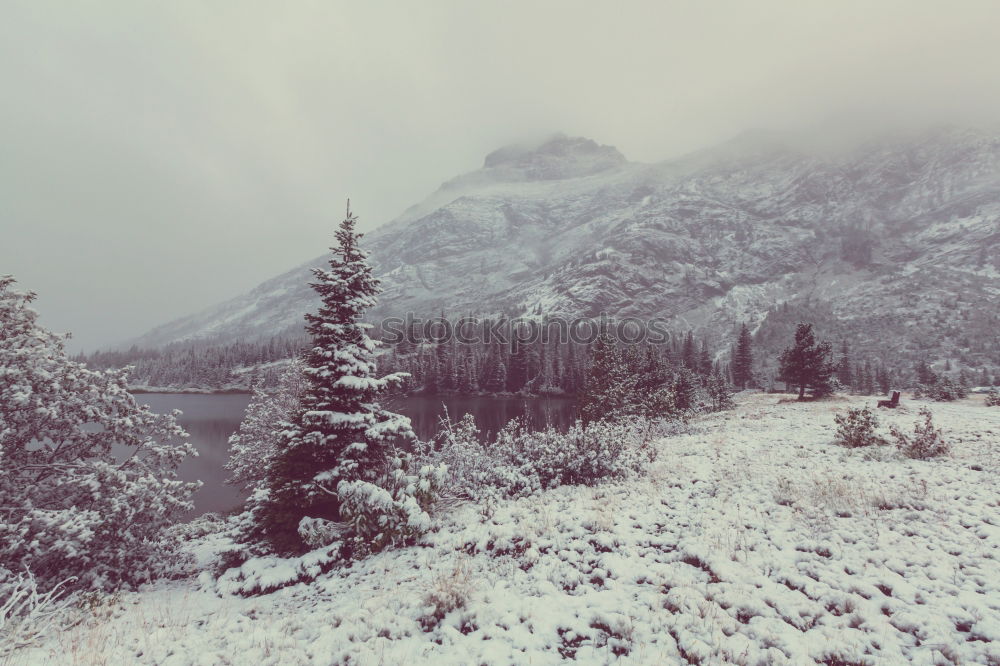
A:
[139,393,576,516]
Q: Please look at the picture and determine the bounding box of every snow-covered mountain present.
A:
[134,128,1000,365]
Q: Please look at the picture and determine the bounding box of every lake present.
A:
[137,393,577,516]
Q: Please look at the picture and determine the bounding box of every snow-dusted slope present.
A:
[33,394,1000,664]
[134,129,1000,358]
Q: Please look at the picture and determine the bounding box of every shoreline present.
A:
[129,386,252,395]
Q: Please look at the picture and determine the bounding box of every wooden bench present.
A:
[877,390,900,408]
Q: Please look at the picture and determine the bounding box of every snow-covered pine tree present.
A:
[491,359,508,394]
[836,340,853,389]
[225,359,307,493]
[433,314,454,393]
[482,344,507,393]
[915,360,938,387]
[731,323,754,390]
[506,338,530,393]
[672,367,699,410]
[682,331,697,371]
[251,205,423,555]
[0,276,198,592]
[578,332,633,423]
[422,348,440,394]
[877,364,891,395]
[777,323,834,400]
[861,361,875,395]
[698,339,712,378]
[706,366,734,411]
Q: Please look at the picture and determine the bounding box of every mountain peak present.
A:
[481,134,627,180]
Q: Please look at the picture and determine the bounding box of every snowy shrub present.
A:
[985,388,1000,407]
[833,406,886,448]
[297,517,346,550]
[0,569,76,656]
[337,456,447,559]
[416,413,497,500]
[0,276,198,593]
[215,544,342,597]
[225,359,306,493]
[420,415,661,501]
[420,561,474,630]
[890,407,950,459]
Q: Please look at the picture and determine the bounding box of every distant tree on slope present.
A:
[0,276,198,592]
[777,323,834,400]
[706,366,734,411]
[836,340,853,389]
[731,323,754,390]
[578,332,633,423]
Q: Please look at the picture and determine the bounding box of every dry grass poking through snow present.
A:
[20,393,1000,665]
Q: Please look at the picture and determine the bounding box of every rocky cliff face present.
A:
[134,128,1000,368]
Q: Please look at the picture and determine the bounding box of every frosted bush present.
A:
[297,517,346,550]
[225,360,307,493]
[338,456,447,559]
[985,388,1000,407]
[0,276,198,593]
[890,407,950,459]
[833,406,886,448]
[416,414,498,500]
[215,544,342,597]
[420,414,662,501]
[0,569,76,656]
[420,562,474,630]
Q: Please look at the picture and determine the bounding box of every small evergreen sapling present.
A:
[706,367,734,412]
[986,387,1000,407]
[833,406,886,448]
[890,407,950,459]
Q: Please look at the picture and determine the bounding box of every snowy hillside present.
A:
[31,393,1000,665]
[133,128,1000,364]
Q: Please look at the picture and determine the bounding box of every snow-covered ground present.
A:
[24,394,1000,665]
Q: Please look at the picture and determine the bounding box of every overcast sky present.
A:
[3,0,999,351]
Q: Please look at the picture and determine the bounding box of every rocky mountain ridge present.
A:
[133,128,1000,371]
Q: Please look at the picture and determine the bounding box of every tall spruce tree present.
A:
[732,323,754,389]
[253,204,415,554]
[777,323,834,400]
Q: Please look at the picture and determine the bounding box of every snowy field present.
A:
[22,393,1000,665]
